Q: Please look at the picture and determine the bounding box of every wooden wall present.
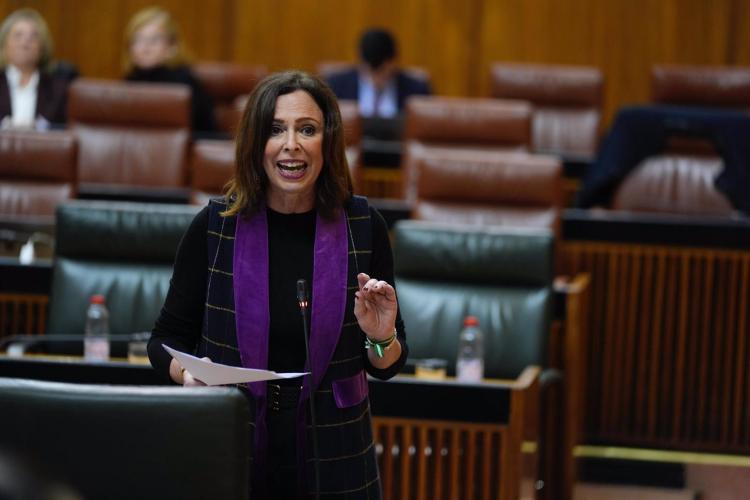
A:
[2,0,749,126]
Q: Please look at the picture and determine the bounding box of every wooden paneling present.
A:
[2,0,750,128]
[562,242,750,453]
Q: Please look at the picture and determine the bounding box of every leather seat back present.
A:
[68,79,190,189]
[413,149,562,233]
[394,221,553,379]
[0,130,77,217]
[491,62,603,158]
[611,155,735,216]
[190,140,235,206]
[47,201,200,336]
[193,62,267,134]
[338,99,363,190]
[0,378,250,500]
[651,64,750,108]
[403,96,532,201]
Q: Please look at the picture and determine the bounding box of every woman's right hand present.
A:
[169,357,208,386]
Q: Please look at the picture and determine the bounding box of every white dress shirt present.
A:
[5,65,39,129]
[357,74,398,118]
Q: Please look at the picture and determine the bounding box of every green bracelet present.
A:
[365,330,397,358]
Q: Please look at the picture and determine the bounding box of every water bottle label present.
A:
[85,338,110,362]
[456,359,484,382]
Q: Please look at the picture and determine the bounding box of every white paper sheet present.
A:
[163,345,307,386]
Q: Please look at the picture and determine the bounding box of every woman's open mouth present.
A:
[276,160,307,180]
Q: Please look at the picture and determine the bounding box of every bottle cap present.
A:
[90,294,106,304]
[463,316,479,327]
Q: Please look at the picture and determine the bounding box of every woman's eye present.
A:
[270,125,284,136]
[300,125,316,136]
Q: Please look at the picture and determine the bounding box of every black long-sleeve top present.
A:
[148,205,407,382]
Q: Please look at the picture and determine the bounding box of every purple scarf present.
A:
[233,204,348,487]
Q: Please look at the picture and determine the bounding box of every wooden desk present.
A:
[0,354,163,385]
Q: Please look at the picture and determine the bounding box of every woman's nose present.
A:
[283,132,300,151]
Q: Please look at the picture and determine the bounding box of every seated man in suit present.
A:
[326,28,431,118]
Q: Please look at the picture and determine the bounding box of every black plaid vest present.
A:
[199,196,381,499]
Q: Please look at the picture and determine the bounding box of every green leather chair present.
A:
[0,377,250,500]
[47,201,200,346]
[393,219,554,379]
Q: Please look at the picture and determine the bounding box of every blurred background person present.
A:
[0,8,70,130]
[123,6,216,133]
[326,27,431,118]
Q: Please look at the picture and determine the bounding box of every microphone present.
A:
[296,278,320,499]
[297,278,309,310]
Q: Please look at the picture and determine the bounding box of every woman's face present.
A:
[129,19,174,70]
[262,90,325,213]
[4,19,42,70]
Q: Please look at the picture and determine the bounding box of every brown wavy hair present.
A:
[223,70,352,220]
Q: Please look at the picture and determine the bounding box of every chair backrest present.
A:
[337,99,363,190]
[402,96,532,201]
[393,220,554,379]
[412,148,562,234]
[651,64,750,108]
[490,62,603,158]
[68,79,190,189]
[0,378,250,500]
[193,62,267,134]
[0,130,77,217]
[47,201,200,336]
[190,139,235,206]
[611,155,736,216]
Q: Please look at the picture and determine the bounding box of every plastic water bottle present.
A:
[456,316,484,382]
[84,294,110,362]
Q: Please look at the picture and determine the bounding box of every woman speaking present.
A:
[149,70,407,499]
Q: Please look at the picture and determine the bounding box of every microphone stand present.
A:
[297,279,320,500]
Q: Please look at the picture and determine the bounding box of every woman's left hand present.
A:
[354,272,398,340]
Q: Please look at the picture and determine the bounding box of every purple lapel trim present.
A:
[233,206,269,398]
[302,208,348,399]
[233,206,271,488]
[233,203,348,492]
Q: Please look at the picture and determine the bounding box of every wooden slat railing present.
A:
[0,293,48,339]
[371,366,540,500]
[562,241,750,453]
[373,418,506,500]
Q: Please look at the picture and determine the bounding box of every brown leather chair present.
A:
[412,148,563,234]
[490,62,603,159]
[337,99,363,191]
[626,64,746,216]
[611,155,735,216]
[0,130,77,218]
[193,62,267,134]
[68,79,191,192]
[651,64,750,108]
[402,96,532,202]
[190,139,234,206]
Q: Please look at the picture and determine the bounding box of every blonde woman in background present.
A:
[0,8,71,130]
[123,6,215,133]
